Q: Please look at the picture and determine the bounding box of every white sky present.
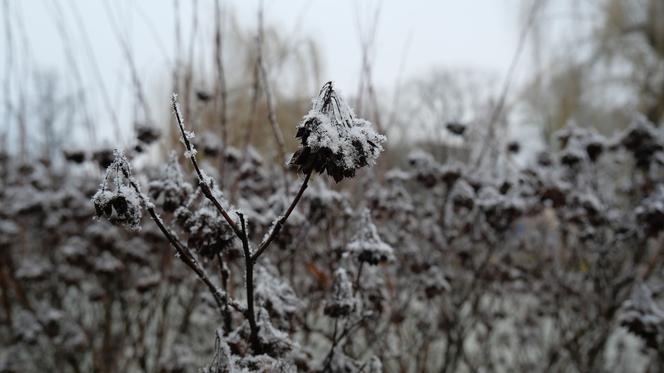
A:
[1,0,534,145]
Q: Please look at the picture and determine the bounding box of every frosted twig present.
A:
[119,163,244,317]
[252,169,313,262]
[171,93,243,238]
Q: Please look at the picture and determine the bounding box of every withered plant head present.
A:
[289,81,386,182]
[91,150,143,230]
[324,268,355,318]
[148,152,192,213]
[347,208,394,265]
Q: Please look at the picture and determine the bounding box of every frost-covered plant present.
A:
[347,209,394,265]
[83,85,387,370]
[635,186,664,236]
[254,265,302,323]
[10,78,664,372]
[290,81,386,182]
[91,149,143,230]
[135,123,161,145]
[148,152,192,212]
[619,284,664,350]
[615,116,663,170]
[324,268,355,318]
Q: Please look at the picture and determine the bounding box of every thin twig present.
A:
[474,0,544,168]
[171,93,243,237]
[124,175,244,318]
[217,253,232,333]
[238,212,261,353]
[256,1,288,172]
[252,169,312,262]
[214,0,228,180]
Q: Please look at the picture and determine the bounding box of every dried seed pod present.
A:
[290,82,386,182]
[91,150,143,230]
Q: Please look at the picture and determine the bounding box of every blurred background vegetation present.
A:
[1,0,663,170]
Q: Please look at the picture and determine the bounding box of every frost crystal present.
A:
[347,209,394,265]
[184,148,198,158]
[290,81,386,182]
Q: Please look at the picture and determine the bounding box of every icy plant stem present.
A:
[173,90,314,352]
[237,213,261,353]
[252,169,313,262]
[124,175,243,318]
[353,261,364,296]
[172,94,243,237]
[217,253,232,333]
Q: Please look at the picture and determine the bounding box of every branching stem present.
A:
[252,169,312,262]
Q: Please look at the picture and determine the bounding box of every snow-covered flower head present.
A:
[347,209,394,265]
[619,283,664,350]
[615,116,663,169]
[324,268,355,318]
[289,81,386,182]
[635,185,664,237]
[174,185,236,259]
[148,152,192,212]
[91,150,143,230]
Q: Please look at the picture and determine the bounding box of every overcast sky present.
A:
[1,0,533,145]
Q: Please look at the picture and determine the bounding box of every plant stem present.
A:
[125,175,243,318]
[238,212,261,353]
[172,93,243,237]
[217,253,232,333]
[253,169,312,262]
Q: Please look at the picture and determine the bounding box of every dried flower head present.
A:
[289,81,386,182]
[446,121,466,136]
[616,116,663,169]
[182,205,236,259]
[135,123,161,144]
[62,149,86,164]
[619,284,664,350]
[585,132,606,162]
[255,266,302,322]
[324,268,355,318]
[450,179,475,211]
[635,186,664,237]
[91,150,143,230]
[148,153,193,212]
[347,209,394,265]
